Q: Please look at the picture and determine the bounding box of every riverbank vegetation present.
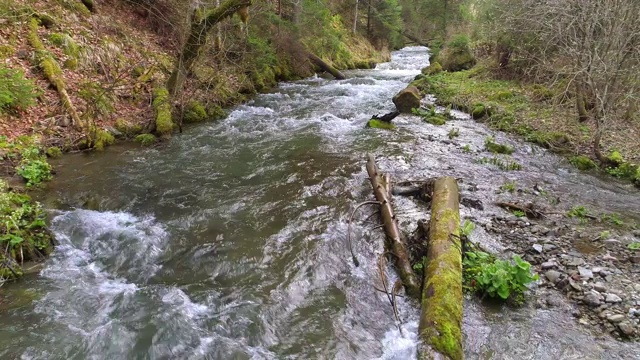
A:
[411,0,640,186]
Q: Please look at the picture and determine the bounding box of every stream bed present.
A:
[1,47,639,359]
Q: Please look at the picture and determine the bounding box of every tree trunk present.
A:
[353,0,359,34]
[308,53,346,80]
[168,0,252,95]
[214,0,222,51]
[418,176,463,360]
[366,154,421,299]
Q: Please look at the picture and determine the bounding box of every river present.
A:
[1,47,639,359]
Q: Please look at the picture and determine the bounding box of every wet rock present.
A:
[546,294,564,307]
[584,291,602,307]
[569,279,582,291]
[607,314,625,323]
[533,244,543,253]
[541,261,556,270]
[578,267,593,279]
[545,270,561,284]
[628,255,640,264]
[461,197,484,210]
[618,321,636,336]
[567,257,585,266]
[593,282,607,292]
[531,225,549,235]
[543,244,557,251]
[606,293,623,303]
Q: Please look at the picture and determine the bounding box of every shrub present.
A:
[0,65,39,113]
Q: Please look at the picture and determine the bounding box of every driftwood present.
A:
[308,53,346,80]
[418,177,463,360]
[372,110,400,123]
[494,201,545,219]
[366,154,421,298]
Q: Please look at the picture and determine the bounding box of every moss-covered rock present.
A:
[607,151,624,166]
[45,146,62,158]
[393,85,421,113]
[569,155,597,170]
[114,118,142,137]
[207,104,226,120]
[423,62,443,76]
[366,119,396,130]
[436,37,476,73]
[183,101,207,123]
[425,114,447,126]
[93,129,115,151]
[135,133,157,146]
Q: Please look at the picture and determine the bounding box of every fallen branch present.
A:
[371,110,400,123]
[494,201,545,219]
[366,154,421,298]
[347,201,381,267]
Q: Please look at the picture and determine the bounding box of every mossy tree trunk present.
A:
[418,176,463,360]
[167,0,252,95]
[366,154,421,299]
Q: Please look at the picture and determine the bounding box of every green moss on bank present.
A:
[366,119,396,130]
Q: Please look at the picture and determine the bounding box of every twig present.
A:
[347,201,381,267]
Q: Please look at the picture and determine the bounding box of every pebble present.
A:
[578,267,593,279]
[545,270,561,284]
[533,244,543,253]
[606,293,623,303]
[618,321,636,336]
[607,314,626,323]
[584,291,602,307]
[543,244,557,251]
[635,284,640,292]
[567,257,585,266]
[541,261,556,270]
[593,282,607,292]
[629,255,640,264]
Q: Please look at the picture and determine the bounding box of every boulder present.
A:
[392,86,421,113]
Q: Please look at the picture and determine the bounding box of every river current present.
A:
[1,47,639,359]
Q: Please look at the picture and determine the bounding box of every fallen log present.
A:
[308,53,346,80]
[372,110,400,123]
[366,154,421,298]
[402,32,430,47]
[418,176,463,360]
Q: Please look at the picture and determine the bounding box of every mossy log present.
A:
[308,53,346,80]
[28,18,85,131]
[167,0,253,95]
[366,154,421,298]
[418,176,463,360]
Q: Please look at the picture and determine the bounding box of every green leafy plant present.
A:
[602,213,624,226]
[462,144,472,153]
[412,256,427,272]
[628,242,640,250]
[478,156,522,171]
[567,205,588,219]
[599,230,610,240]
[448,128,460,139]
[16,159,52,187]
[464,251,538,301]
[512,210,526,218]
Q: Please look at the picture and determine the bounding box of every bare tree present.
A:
[492,0,640,162]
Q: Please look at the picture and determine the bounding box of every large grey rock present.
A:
[605,293,623,303]
[578,267,593,279]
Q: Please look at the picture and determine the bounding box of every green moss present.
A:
[607,150,624,165]
[152,87,173,136]
[569,155,597,170]
[183,101,208,123]
[93,129,114,151]
[471,104,486,119]
[48,33,65,46]
[63,58,77,70]
[207,105,226,120]
[425,114,447,125]
[485,137,514,154]
[45,146,62,158]
[423,62,443,75]
[134,133,157,146]
[367,119,396,130]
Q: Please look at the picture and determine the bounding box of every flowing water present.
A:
[1,47,640,359]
